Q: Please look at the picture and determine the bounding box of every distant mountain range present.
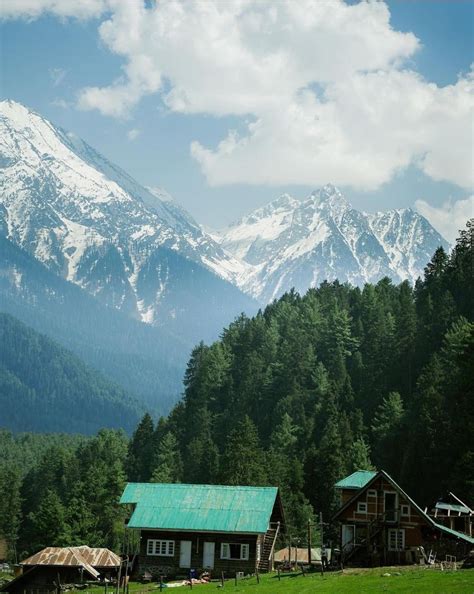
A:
[219,185,449,302]
[0,100,449,422]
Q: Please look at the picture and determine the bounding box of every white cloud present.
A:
[0,0,109,20]
[416,196,474,243]
[127,128,140,141]
[6,0,473,192]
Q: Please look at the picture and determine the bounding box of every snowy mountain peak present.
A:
[0,100,251,324]
[221,186,449,302]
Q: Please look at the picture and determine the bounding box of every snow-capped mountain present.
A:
[220,184,449,302]
[0,100,252,330]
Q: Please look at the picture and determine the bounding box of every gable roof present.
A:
[120,483,279,534]
[21,546,120,569]
[333,470,474,545]
[335,470,377,490]
[20,548,100,578]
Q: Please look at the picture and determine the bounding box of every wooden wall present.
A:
[137,530,259,578]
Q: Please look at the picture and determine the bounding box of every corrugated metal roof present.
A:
[121,483,278,534]
[433,522,474,545]
[435,502,471,514]
[21,547,120,573]
[334,470,377,490]
[274,547,331,563]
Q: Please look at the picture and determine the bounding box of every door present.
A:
[179,540,192,568]
[342,525,355,551]
[203,542,215,569]
[384,492,397,522]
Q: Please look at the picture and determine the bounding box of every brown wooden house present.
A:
[333,470,474,566]
[120,483,284,578]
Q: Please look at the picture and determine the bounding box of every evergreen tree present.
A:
[126,413,155,481]
[349,438,374,473]
[150,432,183,483]
[220,416,267,485]
[0,465,22,560]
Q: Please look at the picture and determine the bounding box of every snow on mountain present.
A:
[220,184,449,302]
[0,100,251,326]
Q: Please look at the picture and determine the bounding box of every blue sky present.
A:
[1,1,472,236]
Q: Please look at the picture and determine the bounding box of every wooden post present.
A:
[307,519,312,570]
[277,567,281,581]
[221,571,225,587]
[234,573,237,586]
[320,512,325,576]
[189,570,193,589]
[159,576,163,592]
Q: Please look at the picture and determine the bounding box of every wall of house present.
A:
[137,530,259,578]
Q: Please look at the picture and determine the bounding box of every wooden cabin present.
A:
[0,546,121,594]
[333,470,474,566]
[120,483,284,578]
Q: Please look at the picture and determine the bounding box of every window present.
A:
[357,501,368,513]
[367,489,377,498]
[220,543,250,560]
[147,539,175,557]
[401,504,410,517]
[387,529,405,551]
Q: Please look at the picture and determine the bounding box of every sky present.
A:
[1,0,473,238]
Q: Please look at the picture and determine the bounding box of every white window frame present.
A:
[220,543,250,561]
[400,504,410,517]
[387,529,405,551]
[147,539,175,557]
[367,489,377,498]
[357,501,368,513]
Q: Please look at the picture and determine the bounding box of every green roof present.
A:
[436,502,471,514]
[334,470,377,490]
[433,522,474,545]
[120,483,278,534]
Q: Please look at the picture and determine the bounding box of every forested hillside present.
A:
[1,222,472,560]
[0,313,141,433]
[129,221,473,535]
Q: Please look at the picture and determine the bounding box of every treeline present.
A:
[1,222,472,559]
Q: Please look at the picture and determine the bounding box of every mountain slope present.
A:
[0,234,187,411]
[0,100,254,340]
[220,184,449,302]
[0,312,141,434]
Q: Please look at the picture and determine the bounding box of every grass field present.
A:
[101,567,474,593]
[2,567,473,593]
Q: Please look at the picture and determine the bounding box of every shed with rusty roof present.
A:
[0,546,121,594]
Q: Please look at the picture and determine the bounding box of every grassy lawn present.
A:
[84,567,474,594]
[3,567,473,593]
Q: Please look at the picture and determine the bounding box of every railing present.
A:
[267,521,280,562]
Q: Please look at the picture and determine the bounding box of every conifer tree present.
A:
[220,416,267,485]
[150,432,183,483]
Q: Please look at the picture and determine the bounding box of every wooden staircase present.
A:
[258,522,280,573]
[342,515,385,565]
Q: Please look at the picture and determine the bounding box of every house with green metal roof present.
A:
[120,483,284,579]
[333,469,474,567]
